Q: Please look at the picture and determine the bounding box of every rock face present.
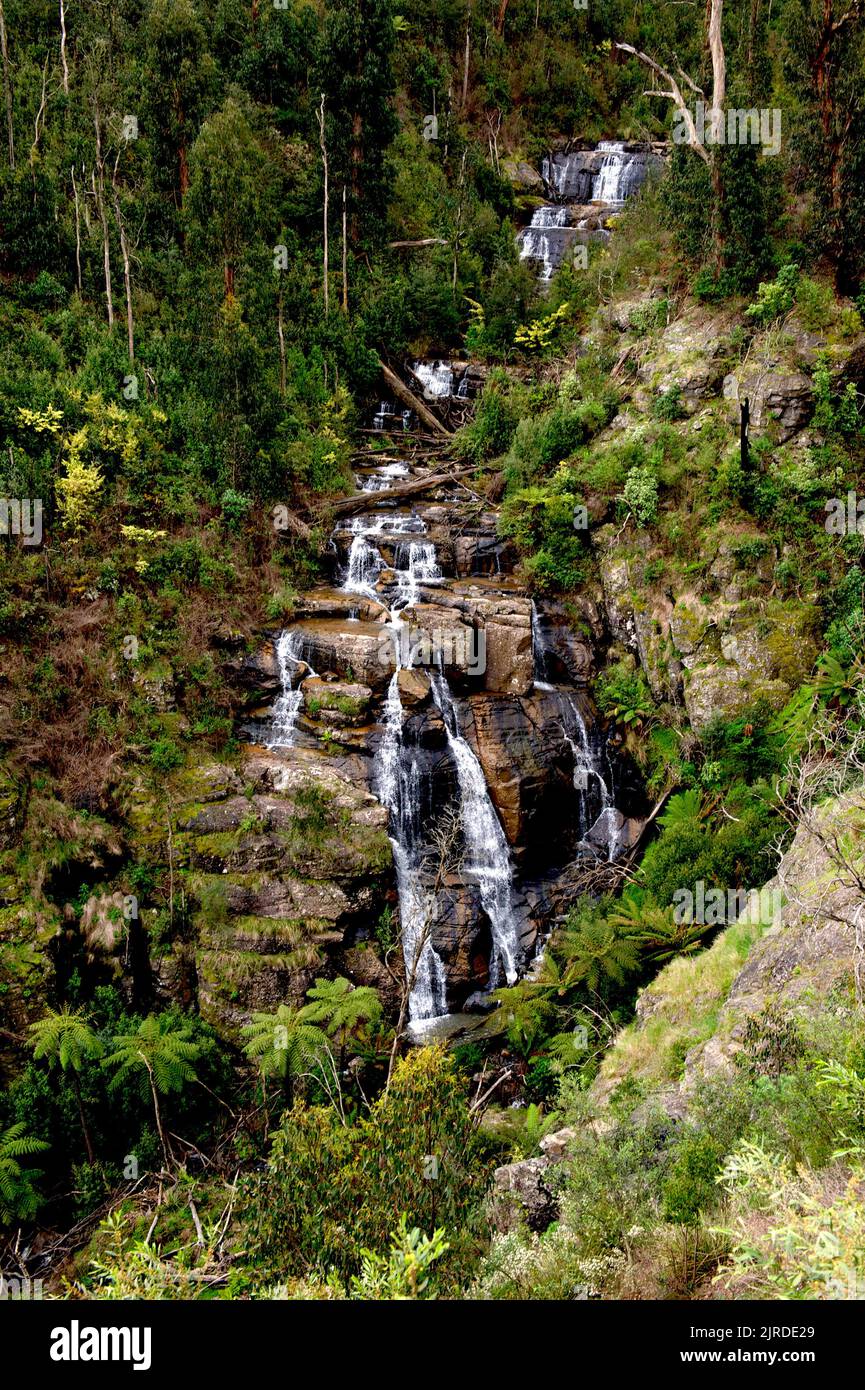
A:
[488,1127,580,1233]
[595,792,864,1114]
[129,752,395,1035]
[597,533,819,728]
[723,368,813,442]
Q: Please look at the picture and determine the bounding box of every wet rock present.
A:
[300,677,372,728]
[292,619,395,692]
[222,640,282,703]
[397,667,431,707]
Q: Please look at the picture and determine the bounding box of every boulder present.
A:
[291,619,395,692]
[723,368,813,442]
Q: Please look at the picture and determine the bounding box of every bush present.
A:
[622,465,659,525]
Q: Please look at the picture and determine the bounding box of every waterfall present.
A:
[267,630,315,749]
[343,519,386,599]
[530,602,622,861]
[373,401,412,431]
[357,461,409,492]
[558,694,619,860]
[340,501,450,1020]
[430,671,521,988]
[413,360,454,398]
[393,540,441,609]
[376,672,447,1021]
[518,206,575,281]
[531,601,555,690]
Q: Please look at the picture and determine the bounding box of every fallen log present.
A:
[380,361,452,438]
[387,237,449,249]
[325,465,478,518]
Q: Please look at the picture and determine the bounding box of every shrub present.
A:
[622,465,659,525]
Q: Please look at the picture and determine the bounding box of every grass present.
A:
[599,917,772,1090]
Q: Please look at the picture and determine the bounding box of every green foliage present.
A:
[244,1046,490,1287]
[622,464,659,525]
[0,1123,49,1226]
[662,1130,723,1225]
[241,1004,328,1098]
[745,263,800,325]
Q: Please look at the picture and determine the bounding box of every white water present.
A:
[340,485,451,1020]
[431,671,521,988]
[531,601,621,862]
[413,360,454,398]
[267,629,316,749]
[592,140,631,204]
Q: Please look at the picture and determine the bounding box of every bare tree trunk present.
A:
[71,1070,96,1166]
[146,1060,172,1168]
[277,286,286,396]
[461,19,470,108]
[318,92,329,316]
[71,165,82,291]
[0,0,14,170]
[114,194,135,364]
[93,112,114,328]
[30,59,48,164]
[379,363,452,438]
[341,183,348,314]
[112,154,135,365]
[59,0,69,95]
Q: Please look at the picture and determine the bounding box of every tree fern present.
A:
[657,788,705,832]
[0,1123,49,1226]
[300,976,381,1069]
[241,1003,328,1102]
[29,1006,102,1164]
[103,1014,205,1166]
[557,917,639,992]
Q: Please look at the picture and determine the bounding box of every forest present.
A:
[1,0,865,1320]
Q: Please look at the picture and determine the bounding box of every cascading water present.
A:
[376,672,447,1021]
[518,205,574,281]
[592,140,648,204]
[531,601,555,690]
[531,601,622,862]
[339,493,451,1020]
[357,461,409,492]
[267,629,315,749]
[559,694,619,862]
[413,360,454,398]
[430,671,521,988]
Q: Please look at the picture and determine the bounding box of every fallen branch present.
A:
[387,237,449,249]
[379,361,452,438]
[326,465,478,518]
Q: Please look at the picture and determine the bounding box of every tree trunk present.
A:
[380,363,452,437]
[341,183,348,313]
[0,0,14,169]
[71,165,82,291]
[318,93,329,315]
[71,1070,96,1166]
[277,287,286,396]
[146,1061,171,1168]
[92,124,114,328]
[461,20,470,108]
[112,159,135,366]
[59,0,69,95]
